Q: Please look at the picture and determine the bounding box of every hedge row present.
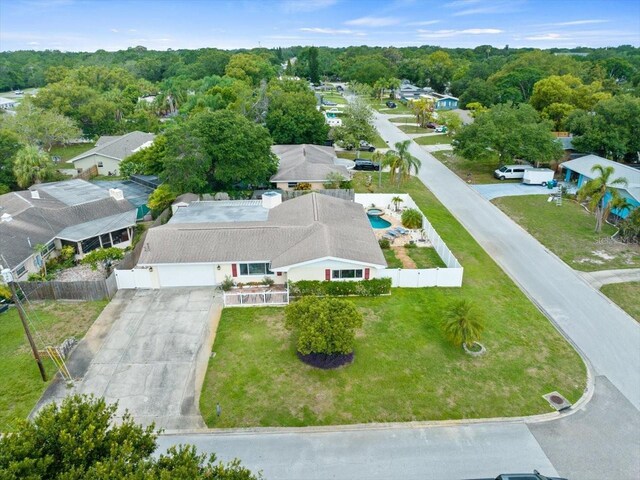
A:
[289,278,392,297]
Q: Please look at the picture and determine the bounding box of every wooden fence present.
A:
[76,165,98,181]
[16,272,118,301]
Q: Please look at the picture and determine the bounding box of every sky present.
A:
[0,0,639,52]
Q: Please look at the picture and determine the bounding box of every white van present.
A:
[494,165,534,180]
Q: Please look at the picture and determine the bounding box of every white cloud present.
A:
[281,0,338,13]
[110,28,119,33]
[444,0,481,7]
[264,35,303,40]
[525,33,564,41]
[27,41,40,45]
[300,27,358,35]
[407,20,441,26]
[418,28,503,38]
[447,0,523,16]
[546,19,609,26]
[345,16,399,27]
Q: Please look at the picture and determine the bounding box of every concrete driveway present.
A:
[36,288,221,430]
[472,183,556,200]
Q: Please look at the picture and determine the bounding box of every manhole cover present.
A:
[543,391,572,411]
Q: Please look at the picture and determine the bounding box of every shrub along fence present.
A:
[16,271,117,301]
[289,278,392,297]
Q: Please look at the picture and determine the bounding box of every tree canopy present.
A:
[0,394,259,480]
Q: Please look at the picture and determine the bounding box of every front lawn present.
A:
[397,125,431,134]
[0,300,107,431]
[431,151,502,184]
[405,246,446,268]
[49,142,95,165]
[388,116,419,124]
[200,172,586,427]
[415,135,453,146]
[336,151,374,161]
[600,282,640,322]
[368,98,412,114]
[493,195,640,271]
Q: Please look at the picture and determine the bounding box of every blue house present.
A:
[561,155,640,219]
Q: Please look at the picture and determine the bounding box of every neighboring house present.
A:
[0,179,137,280]
[561,154,640,219]
[271,144,354,191]
[137,192,387,288]
[70,131,155,176]
[91,174,161,220]
[0,97,18,110]
[405,92,459,110]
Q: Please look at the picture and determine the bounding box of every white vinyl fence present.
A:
[355,193,463,287]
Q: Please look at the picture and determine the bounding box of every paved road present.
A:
[472,183,557,200]
[158,109,640,479]
[578,268,640,289]
[36,288,221,430]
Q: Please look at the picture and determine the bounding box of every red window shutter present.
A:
[325,269,331,281]
[364,268,370,280]
[232,264,237,277]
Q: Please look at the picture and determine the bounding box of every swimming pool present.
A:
[367,208,384,216]
[368,214,391,229]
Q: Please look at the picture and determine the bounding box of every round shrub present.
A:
[401,208,423,229]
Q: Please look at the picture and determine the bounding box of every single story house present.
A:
[92,174,161,220]
[561,154,640,219]
[271,144,354,191]
[0,179,137,280]
[70,131,155,176]
[405,92,458,110]
[136,192,387,288]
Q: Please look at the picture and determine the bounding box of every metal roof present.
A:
[561,155,640,202]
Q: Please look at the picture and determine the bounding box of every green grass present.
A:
[92,175,126,181]
[493,195,640,271]
[49,143,95,165]
[388,116,418,124]
[367,98,412,114]
[414,135,453,146]
[336,151,374,161]
[370,130,388,149]
[0,300,107,431]
[397,125,431,134]
[405,246,446,268]
[200,172,586,427]
[431,151,503,184]
[383,248,403,268]
[320,93,346,105]
[601,282,640,322]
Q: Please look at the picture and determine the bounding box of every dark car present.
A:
[386,101,397,108]
[466,470,567,480]
[353,159,380,171]
[322,99,337,106]
[426,122,438,129]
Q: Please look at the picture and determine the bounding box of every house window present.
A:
[44,241,55,254]
[97,161,104,167]
[239,263,273,276]
[15,265,26,277]
[332,269,363,280]
[287,182,298,188]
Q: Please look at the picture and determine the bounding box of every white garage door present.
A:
[157,264,216,287]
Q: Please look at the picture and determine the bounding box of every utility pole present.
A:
[1,268,47,381]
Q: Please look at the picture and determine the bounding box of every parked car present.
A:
[354,159,380,171]
[494,165,535,180]
[358,140,376,152]
[322,99,337,106]
[426,122,438,129]
[336,85,344,92]
[465,470,567,480]
[434,125,448,133]
[386,101,397,108]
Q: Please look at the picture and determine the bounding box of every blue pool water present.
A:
[368,214,392,229]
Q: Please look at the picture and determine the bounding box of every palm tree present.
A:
[391,196,403,212]
[13,145,56,188]
[441,300,485,349]
[384,140,422,185]
[577,164,628,233]
[608,195,633,225]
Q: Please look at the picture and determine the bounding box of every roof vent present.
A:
[261,191,282,209]
[31,190,40,199]
[109,188,125,201]
[1,213,12,222]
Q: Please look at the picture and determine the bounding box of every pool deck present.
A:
[372,209,433,248]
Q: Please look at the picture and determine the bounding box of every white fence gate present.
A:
[379,267,463,287]
[114,268,153,289]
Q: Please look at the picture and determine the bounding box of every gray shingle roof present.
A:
[138,193,386,269]
[71,131,156,164]
[271,144,352,183]
[0,182,136,268]
[561,154,640,202]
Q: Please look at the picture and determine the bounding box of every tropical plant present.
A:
[12,145,56,188]
[294,182,312,191]
[577,164,628,232]
[410,98,435,128]
[284,296,363,356]
[261,276,275,287]
[391,196,403,212]
[81,247,125,271]
[383,140,421,185]
[147,184,177,216]
[324,171,346,189]
[441,300,485,349]
[220,275,235,291]
[618,209,640,243]
[401,208,423,229]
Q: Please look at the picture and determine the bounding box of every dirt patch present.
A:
[591,250,616,260]
[54,264,107,282]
